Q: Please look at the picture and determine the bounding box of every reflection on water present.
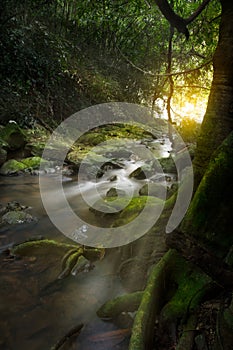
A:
[0,175,128,350]
[0,137,174,349]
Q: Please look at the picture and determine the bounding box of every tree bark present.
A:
[193,0,233,185]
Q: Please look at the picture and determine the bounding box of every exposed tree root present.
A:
[166,230,233,289]
[129,249,214,349]
[129,249,175,349]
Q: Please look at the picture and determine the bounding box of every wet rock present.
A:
[129,167,147,180]
[158,155,176,173]
[105,149,132,159]
[2,211,36,224]
[108,175,117,182]
[96,160,124,178]
[167,183,178,198]
[6,201,28,211]
[139,183,167,199]
[106,188,126,198]
[129,162,158,180]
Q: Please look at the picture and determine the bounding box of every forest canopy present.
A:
[0,0,221,125]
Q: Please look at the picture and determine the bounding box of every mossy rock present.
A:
[106,187,127,198]
[0,159,28,175]
[139,183,167,199]
[0,122,26,150]
[0,157,46,175]
[20,156,42,168]
[1,211,36,224]
[11,239,78,257]
[90,196,164,232]
[78,132,106,146]
[158,155,176,173]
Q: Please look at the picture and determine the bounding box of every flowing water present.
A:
[0,138,174,350]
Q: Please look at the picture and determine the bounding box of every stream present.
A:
[0,137,175,350]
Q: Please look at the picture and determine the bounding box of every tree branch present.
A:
[153,0,189,38]
[153,0,212,38]
[186,0,212,24]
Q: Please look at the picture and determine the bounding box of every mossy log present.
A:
[97,291,143,319]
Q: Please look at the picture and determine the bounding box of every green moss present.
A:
[0,122,26,150]
[129,250,175,350]
[0,159,28,174]
[2,211,35,224]
[0,157,50,175]
[21,156,42,168]
[91,196,164,227]
[79,132,107,146]
[160,254,212,322]
[97,291,143,318]
[11,239,78,257]
[181,131,233,257]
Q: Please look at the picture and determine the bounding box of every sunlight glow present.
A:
[173,92,208,124]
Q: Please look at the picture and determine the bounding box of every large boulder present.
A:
[0,122,26,151]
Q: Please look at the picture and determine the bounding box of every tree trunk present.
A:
[193,0,233,185]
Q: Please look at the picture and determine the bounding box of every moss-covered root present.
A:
[11,239,78,257]
[129,249,175,350]
[58,248,84,279]
[160,252,213,324]
[129,249,214,350]
[97,291,143,319]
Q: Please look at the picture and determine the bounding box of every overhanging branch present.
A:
[153,0,213,38]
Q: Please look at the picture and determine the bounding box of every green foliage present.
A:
[0,0,221,124]
[176,117,201,143]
